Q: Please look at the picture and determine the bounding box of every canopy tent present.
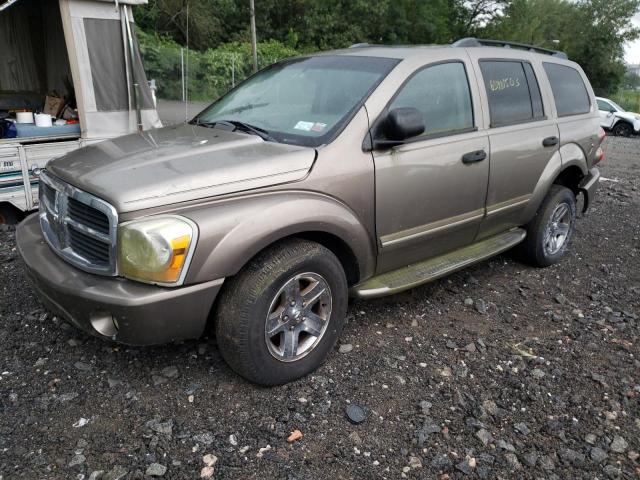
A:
[0,0,161,139]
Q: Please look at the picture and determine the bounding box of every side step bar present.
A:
[350,228,526,299]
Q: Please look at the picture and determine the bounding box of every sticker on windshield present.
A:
[294,121,314,131]
[311,122,327,132]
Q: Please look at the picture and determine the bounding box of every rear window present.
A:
[543,63,591,117]
[479,60,545,127]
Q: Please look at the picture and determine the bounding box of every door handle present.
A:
[462,150,487,164]
[542,136,559,147]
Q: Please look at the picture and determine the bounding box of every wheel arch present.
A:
[182,191,376,286]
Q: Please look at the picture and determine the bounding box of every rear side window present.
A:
[479,60,545,127]
[543,63,591,116]
[388,62,474,137]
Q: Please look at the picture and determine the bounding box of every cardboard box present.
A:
[43,95,65,117]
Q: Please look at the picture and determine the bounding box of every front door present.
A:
[597,99,616,129]
[372,61,490,273]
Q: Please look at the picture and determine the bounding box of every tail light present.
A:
[595,146,605,164]
[598,127,606,144]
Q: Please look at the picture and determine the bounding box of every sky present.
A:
[626,12,640,64]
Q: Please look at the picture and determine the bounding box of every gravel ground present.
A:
[1,137,639,480]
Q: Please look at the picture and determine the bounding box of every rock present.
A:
[560,448,586,466]
[203,454,218,467]
[200,466,215,478]
[107,378,123,388]
[104,466,128,480]
[591,447,608,464]
[464,298,474,306]
[346,404,367,424]
[287,429,303,443]
[531,368,545,379]
[74,361,92,372]
[514,422,530,436]
[475,299,487,314]
[68,454,86,468]
[417,419,441,445]
[522,451,538,467]
[610,435,628,453]
[463,343,476,353]
[146,463,167,476]
[152,375,168,386]
[538,455,555,471]
[446,340,458,349]
[476,428,493,446]
[194,433,215,445]
[408,456,422,469]
[338,343,353,353]
[431,454,453,471]
[161,366,179,378]
[147,419,173,436]
[229,434,238,446]
[554,294,567,305]
[88,471,104,480]
[73,418,90,428]
[504,453,522,470]
[497,439,515,452]
[419,400,432,415]
[603,465,620,478]
[585,433,597,445]
[482,400,498,416]
[456,459,474,475]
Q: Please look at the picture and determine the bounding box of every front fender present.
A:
[181,191,376,284]
[521,144,588,221]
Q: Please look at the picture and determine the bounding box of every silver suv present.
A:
[17,38,603,385]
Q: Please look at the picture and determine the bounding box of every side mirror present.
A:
[374,107,425,149]
[609,108,616,113]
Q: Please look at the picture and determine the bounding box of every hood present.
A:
[47,124,316,212]
[615,111,640,122]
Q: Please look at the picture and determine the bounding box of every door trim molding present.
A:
[380,208,485,248]
[486,194,531,217]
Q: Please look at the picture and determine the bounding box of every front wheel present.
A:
[215,239,348,385]
[612,121,633,137]
[516,185,576,267]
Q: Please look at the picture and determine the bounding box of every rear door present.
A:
[470,56,560,238]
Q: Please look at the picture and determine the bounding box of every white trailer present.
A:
[0,0,161,223]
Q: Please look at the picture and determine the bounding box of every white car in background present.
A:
[596,96,640,137]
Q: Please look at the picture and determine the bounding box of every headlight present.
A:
[117,215,198,286]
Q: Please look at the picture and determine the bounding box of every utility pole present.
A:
[249,0,258,73]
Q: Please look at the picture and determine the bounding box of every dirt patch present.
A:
[1,137,638,479]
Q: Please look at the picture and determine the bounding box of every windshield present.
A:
[609,100,625,112]
[193,55,399,147]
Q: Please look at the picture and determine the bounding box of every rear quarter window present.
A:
[543,63,591,117]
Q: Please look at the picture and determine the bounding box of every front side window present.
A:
[543,63,591,117]
[387,62,474,137]
[194,56,399,147]
[479,60,545,127]
[597,99,613,111]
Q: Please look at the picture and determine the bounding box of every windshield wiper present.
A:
[225,102,268,115]
[195,119,277,143]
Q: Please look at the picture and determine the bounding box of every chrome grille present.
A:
[38,171,118,276]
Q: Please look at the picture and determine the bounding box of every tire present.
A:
[612,121,633,137]
[516,185,576,267]
[215,239,348,385]
[0,205,20,225]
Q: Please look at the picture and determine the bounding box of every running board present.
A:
[351,228,526,299]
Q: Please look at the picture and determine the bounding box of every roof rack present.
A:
[452,37,568,59]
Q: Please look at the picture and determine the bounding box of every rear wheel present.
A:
[516,185,576,267]
[612,121,633,137]
[215,239,348,385]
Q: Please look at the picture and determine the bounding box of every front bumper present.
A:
[579,167,600,213]
[16,214,223,345]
